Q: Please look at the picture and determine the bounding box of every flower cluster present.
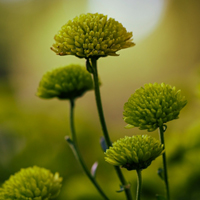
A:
[104,135,164,170]
[51,13,135,58]
[123,83,187,131]
[37,64,94,100]
[0,166,62,200]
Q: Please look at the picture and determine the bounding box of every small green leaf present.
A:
[156,194,167,200]
[116,185,124,193]
[65,136,73,145]
[91,162,98,178]
[65,136,78,160]
[157,168,164,180]
[116,184,131,193]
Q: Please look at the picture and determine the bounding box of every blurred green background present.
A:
[0,0,200,199]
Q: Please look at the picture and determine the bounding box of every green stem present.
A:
[136,169,142,200]
[69,99,109,200]
[90,58,132,200]
[158,126,170,200]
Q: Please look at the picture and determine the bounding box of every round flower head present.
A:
[105,135,164,170]
[51,13,135,58]
[0,166,62,200]
[123,83,187,132]
[37,64,94,100]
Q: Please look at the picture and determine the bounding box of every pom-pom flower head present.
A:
[0,166,62,200]
[123,83,187,132]
[105,135,164,171]
[37,64,94,100]
[51,13,135,58]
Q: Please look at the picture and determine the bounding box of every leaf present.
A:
[157,168,164,180]
[116,183,131,193]
[65,136,73,145]
[65,136,78,160]
[156,194,167,200]
[116,185,124,193]
[100,136,108,152]
[91,162,98,178]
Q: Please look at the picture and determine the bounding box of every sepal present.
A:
[100,136,108,152]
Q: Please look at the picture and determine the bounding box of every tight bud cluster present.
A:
[105,135,164,170]
[0,166,62,200]
[37,64,94,100]
[123,83,187,131]
[51,13,135,58]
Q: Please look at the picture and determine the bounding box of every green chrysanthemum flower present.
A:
[0,166,62,200]
[51,13,135,58]
[37,64,94,99]
[105,135,164,171]
[123,83,187,132]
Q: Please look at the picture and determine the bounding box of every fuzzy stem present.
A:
[90,58,132,200]
[136,169,142,200]
[159,126,170,200]
[69,99,109,200]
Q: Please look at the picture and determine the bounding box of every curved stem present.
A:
[69,99,109,200]
[159,126,170,200]
[91,59,112,147]
[136,169,142,200]
[90,58,132,200]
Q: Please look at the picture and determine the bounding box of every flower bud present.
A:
[51,13,135,58]
[104,135,164,170]
[37,64,94,100]
[0,166,62,199]
[123,83,187,131]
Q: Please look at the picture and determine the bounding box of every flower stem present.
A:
[158,125,170,200]
[90,58,132,200]
[68,98,109,200]
[136,169,142,200]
